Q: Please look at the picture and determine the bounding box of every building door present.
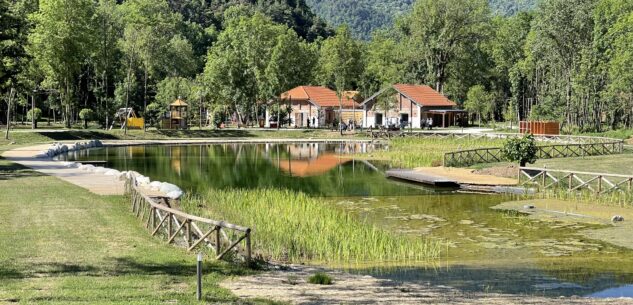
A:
[375,113,383,126]
[400,113,409,127]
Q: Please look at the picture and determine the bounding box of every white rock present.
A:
[60,161,77,168]
[104,169,120,176]
[117,171,128,180]
[93,167,108,173]
[166,190,184,200]
[149,181,163,190]
[79,164,95,171]
[125,171,139,180]
[136,176,150,186]
[159,183,181,194]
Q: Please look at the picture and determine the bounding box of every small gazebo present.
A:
[163,97,188,129]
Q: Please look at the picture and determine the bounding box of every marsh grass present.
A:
[360,137,507,168]
[537,187,633,207]
[181,189,441,263]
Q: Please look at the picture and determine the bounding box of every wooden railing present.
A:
[518,167,633,195]
[387,131,621,145]
[441,134,623,167]
[125,178,252,262]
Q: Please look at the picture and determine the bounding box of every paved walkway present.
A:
[2,144,125,195]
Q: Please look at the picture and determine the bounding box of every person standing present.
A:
[428,117,433,130]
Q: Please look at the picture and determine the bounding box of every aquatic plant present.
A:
[308,272,334,285]
[181,188,442,263]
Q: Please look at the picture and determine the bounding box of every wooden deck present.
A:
[386,169,460,187]
[387,167,518,189]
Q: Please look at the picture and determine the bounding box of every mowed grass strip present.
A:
[182,189,442,264]
[362,137,507,168]
[0,159,281,305]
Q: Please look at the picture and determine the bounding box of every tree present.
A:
[316,25,364,131]
[79,108,94,129]
[28,0,96,128]
[400,0,490,93]
[119,0,181,131]
[525,0,595,126]
[464,85,494,126]
[501,133,538,166]
[362,30,404,95]
[202,8,306,127]
[93,0,121,129]
[264,28,317,129]
[26,107,41,128]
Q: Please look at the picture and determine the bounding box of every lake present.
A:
[57,142,633,298]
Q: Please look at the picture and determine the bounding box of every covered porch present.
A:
[425,109,468,128]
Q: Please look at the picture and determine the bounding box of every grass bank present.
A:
[361,137,506,168]
[181,188,441,264]
[0,159,280,304]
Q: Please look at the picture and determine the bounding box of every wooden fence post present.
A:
[215,226,221,255]
[597,176,602,194]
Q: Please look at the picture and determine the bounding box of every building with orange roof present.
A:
[360,84,467,129]
[266,86,362,128]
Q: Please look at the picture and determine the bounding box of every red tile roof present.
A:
[393,84,456,107]
[281,86,360,108]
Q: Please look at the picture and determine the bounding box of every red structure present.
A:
[519,121,560,135]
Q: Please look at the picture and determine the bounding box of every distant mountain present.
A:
[305,0,538,39]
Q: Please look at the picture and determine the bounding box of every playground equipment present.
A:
[109,108,144,130]
[162,98,188,129]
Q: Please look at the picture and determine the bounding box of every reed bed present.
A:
[536,187,633,207]
[364,137,507,168]
[181,188,442,263]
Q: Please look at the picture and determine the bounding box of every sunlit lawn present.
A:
[0,159,281,304]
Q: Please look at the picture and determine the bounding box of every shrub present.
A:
[27,108,42,128]
[501,133,538,167]
[79,108,95,129]
[144,103,163,128]
[308,272,333,285]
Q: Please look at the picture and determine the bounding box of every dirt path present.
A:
[222,264,633,305]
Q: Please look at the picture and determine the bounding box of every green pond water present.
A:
[58,142,633,298]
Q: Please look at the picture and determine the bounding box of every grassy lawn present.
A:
[0,128,367,151]
[533,153,633,175]
[0,159,280,305]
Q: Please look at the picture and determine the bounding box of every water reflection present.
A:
[59,143,431,197]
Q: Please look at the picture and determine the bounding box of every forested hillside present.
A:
[305,0,537,39]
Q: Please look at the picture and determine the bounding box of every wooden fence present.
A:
[518,167,633,195]
[125,178,252,262]
[441,134,623,167]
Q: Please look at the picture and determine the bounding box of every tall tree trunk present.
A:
[65,78,71,128]
[143,67,147,132]
[5,88,15,140]
[125,62,132,135]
